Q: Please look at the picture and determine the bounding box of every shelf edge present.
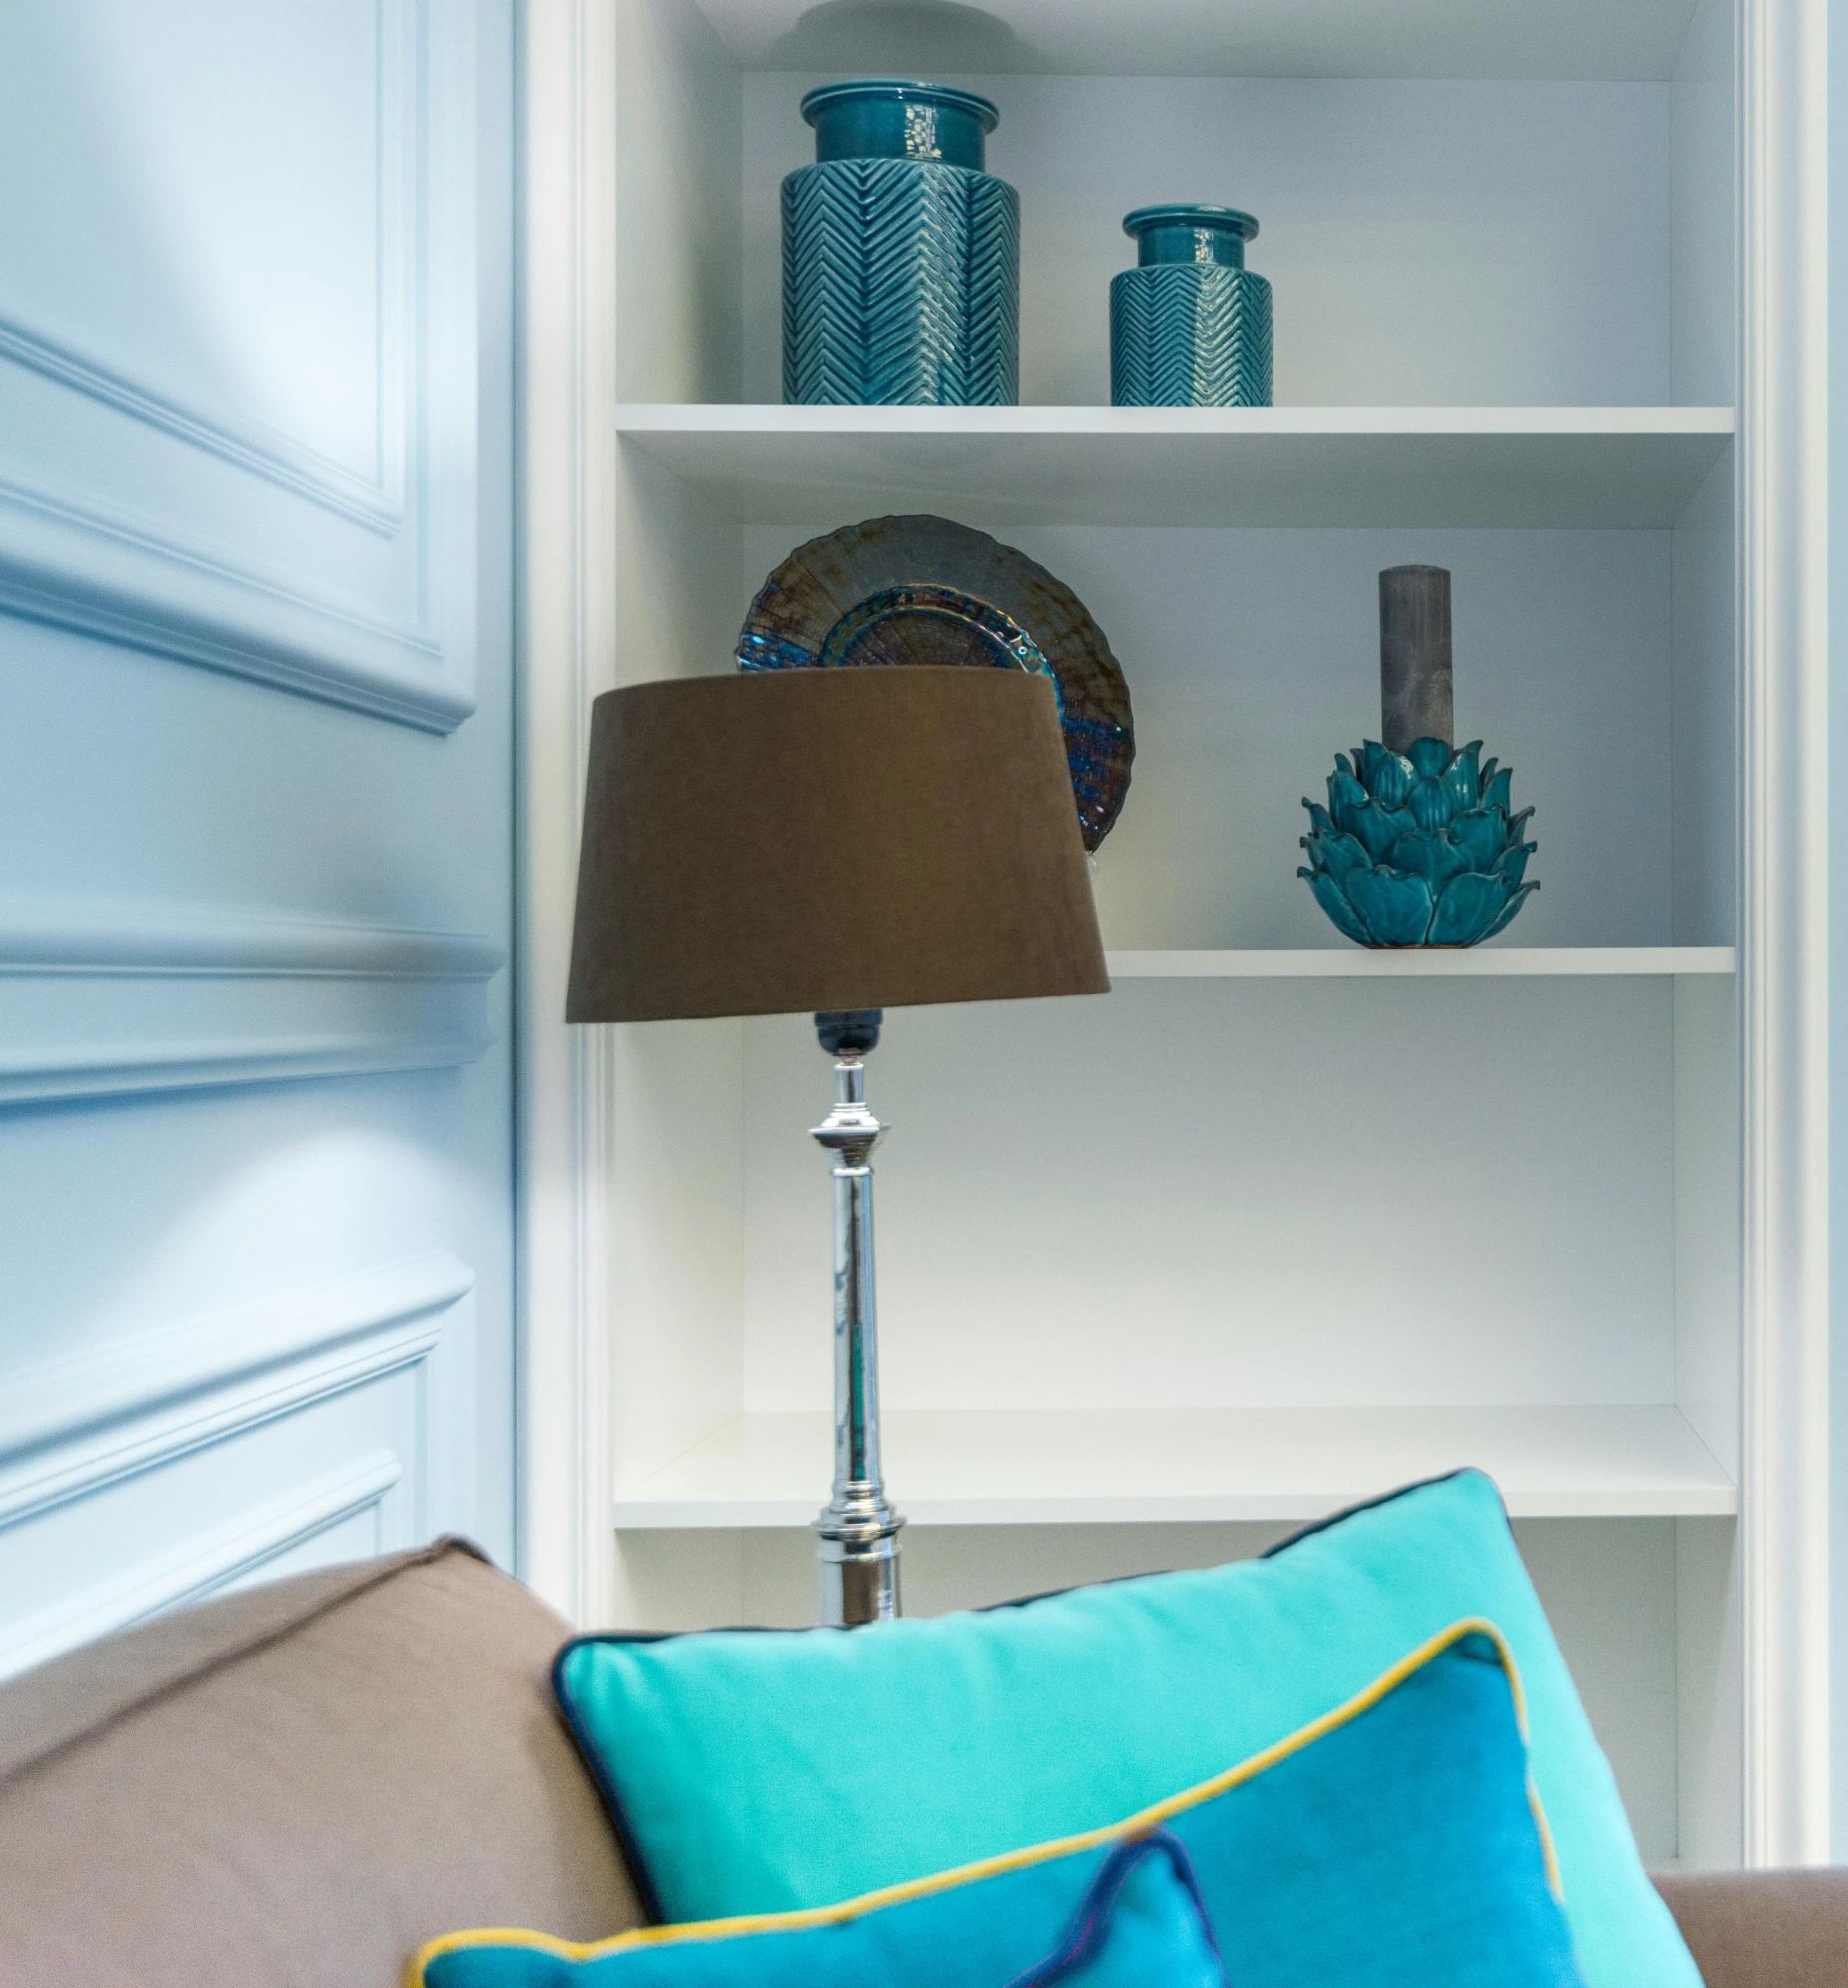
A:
[615,1487,1740,1529]
[1105,947,1738,979]
[616,403,1739,439]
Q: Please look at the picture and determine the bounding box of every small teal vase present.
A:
[1110,205,1273,407]
[782,81,1020,406]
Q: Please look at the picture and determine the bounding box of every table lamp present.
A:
[566,666,1109,1626]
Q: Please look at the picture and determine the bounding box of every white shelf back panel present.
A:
[739,523,1678,952]
[695,1,1702,83]
[739,977,1680,1413]
[743,75,1671,407]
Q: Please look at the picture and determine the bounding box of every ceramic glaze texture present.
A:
[782,82,1019,406]
[1110,205,1273,408]
[1299,738,1540,946]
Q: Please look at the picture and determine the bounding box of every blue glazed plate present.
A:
[737,515,1134,851]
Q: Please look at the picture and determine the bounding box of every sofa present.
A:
[0,1536,1839,1988]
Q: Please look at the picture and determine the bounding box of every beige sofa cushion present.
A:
[1653,1870,1848,1988]
[0,1537,640,1988]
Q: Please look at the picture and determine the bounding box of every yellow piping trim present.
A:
[407,1616,1559,1984]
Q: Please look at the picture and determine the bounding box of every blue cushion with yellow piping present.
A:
[416,1830,1225,1988]
[552,1471,1694,1988]
[416,1625,1580,1987]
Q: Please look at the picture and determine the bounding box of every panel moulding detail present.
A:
[0,1251,469,1530]
[0,901,504,1104]
[0,312,404,534]
[0,470,466,732]
[0,1449,405,1685]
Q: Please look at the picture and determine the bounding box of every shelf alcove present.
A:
[519,0,1829,1879]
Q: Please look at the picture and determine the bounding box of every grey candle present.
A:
[1379,565,1454,754]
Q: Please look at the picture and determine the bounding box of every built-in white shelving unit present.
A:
[519,0,1827,1880]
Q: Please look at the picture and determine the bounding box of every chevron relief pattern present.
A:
[1110,267,1273,407]
[783,159,1019,405]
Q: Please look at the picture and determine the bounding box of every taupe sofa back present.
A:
[0,1538,639,1988]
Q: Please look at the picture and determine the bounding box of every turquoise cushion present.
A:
[555,1471,1695,1988]
[418,1626,1583,1988]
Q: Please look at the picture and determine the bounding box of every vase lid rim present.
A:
[800,79,1000,131]
[1123,203,1259,241]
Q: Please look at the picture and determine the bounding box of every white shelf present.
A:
[693,0,1702,83]
[613,1405,1736,1528]
[1106,947,1736,979]
[615,405,1734,529]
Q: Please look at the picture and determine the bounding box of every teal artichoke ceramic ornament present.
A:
[1299,566,1538,947]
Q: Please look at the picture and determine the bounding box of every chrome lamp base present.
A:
[811,1009,905,1626]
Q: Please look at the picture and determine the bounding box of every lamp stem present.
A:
[811,1015,904,1626]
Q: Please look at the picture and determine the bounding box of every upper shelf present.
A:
[689,0,1704,83]
[1108,948,1736,979]
[616,406,1735,529]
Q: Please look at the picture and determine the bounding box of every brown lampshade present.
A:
[566,667,1110,1023]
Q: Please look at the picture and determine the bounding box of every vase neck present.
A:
[1123,204,1259,269]
[801,80,997,171]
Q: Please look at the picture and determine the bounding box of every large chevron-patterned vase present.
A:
[783,80,1019,407]
[1109,205,1273,408]
[783,158,1019,405]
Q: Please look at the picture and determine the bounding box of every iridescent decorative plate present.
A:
[736,515,1134,850]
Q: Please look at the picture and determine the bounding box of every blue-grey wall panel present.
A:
[0,0,516,1672]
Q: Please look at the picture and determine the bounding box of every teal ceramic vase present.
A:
[1110,205,1273,407]
[782,80,1019,406]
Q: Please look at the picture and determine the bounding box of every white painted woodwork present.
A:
[1737,0,1831,1869]
[617,405,1734,528]
[614,1406,1735,1527]
[0,901,503,1102]
[689,1,1704,82]
[518,0,621,1634]
[0,1251,472,1680]
[0,1,518,1670]
[1107,949,1735,978]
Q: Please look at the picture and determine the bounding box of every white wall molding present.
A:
[0,312,405,536]
[0,469,468,733]
[0,1,417,533]
[1738,0,1831,1865]
[517,0,618,1630]
[0,1,478,733]
[0,901,504,1104]
[0,1450,404,1684]
[0,1252,469,1528]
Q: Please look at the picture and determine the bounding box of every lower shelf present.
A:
[612,1406,1736,1528]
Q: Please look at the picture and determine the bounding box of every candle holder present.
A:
[1299,566,1538,947]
